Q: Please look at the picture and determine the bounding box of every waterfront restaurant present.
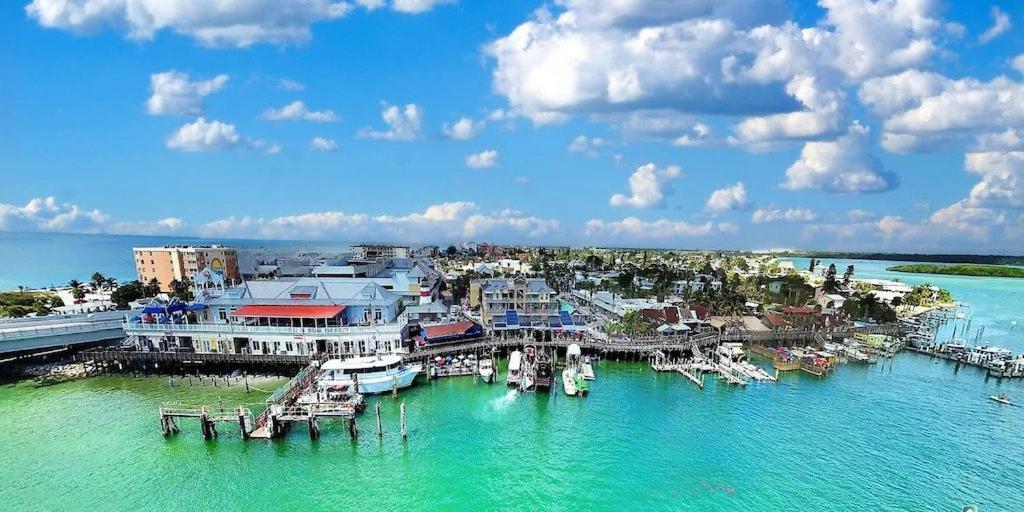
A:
[124,278,410,357]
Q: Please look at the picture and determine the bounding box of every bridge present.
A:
[0,311,125,357]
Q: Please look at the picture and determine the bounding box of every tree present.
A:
[843,265,855,285]
[446,245,458,257]
[90,272,106,291]
[144,278,161,297]
[585,254,603,271]
[823,264,839,293]
[168,278,194,301]
[808,257,817,272]
[68,279,85,302]
[111,281,145,309]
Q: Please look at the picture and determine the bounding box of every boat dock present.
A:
[157,361,396,441]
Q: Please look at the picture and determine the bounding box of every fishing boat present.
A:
[535,349,554,391]
[317,354,421,395]
[479,358,495,383]
[989,393,1014,405]
[506,350,522,387]
[580,355,596,381]
[562,368,578,396]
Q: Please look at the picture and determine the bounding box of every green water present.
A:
[1,358,1022,511]
[2,256,1023,510]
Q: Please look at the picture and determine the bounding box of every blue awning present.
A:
[141,300,167,314]
[505,310,519,326]
[187,303,207,311]
[166,300,188,313]
[559,311,574,326]
[547,315,562,328]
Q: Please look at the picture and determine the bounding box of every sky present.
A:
[2,0,1024,253]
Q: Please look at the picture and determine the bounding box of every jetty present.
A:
[158,362,372,441]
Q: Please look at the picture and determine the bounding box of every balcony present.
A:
[125,312,408,337]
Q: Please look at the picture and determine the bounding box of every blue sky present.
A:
[2,0,1024,252]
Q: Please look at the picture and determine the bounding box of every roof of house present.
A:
[231,304,345,318]
[782,306,816,315]
[423,321,479,339]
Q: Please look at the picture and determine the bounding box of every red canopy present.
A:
[231,305,345,319]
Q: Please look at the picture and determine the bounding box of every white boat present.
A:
[507,350,522,387]
[317,355,421,395]
[562,368,578,396]
[989,394,1014,406]
[479,358,495,383]
[580,355,596,381]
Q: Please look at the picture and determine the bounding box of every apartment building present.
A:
[133,245,240,292]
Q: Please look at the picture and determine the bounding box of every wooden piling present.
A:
[238,408,249,440]
[348,417,358,440]
[375,402,383,437]
[308,415,320,440]
[400,401,407,439]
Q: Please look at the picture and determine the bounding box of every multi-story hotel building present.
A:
[470,276,561,332]
[125,277,410,357]
[133,245,240,292]
[350,244,411,260]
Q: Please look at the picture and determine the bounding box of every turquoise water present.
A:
[1,359,1022,511]
[784,257,1024,352]
[1,240,1023,510]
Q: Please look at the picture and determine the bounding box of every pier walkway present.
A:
[0,311,124,355]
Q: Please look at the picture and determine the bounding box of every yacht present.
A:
[317,355,421,395]
[506,350,522,387]
[479,358,495,383]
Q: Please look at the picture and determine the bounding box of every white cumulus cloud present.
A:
[465,150,498,169]
[310,137,337,151]
[781,123,898,193]
[166,117,242,152]
[146,71,228,116]
[751,207,817,223]
[609,163,682,209]
[705,182,750,213]
[263,101,338,122]
[26,0,452,47]
[442,117,484,140]
[358,102,423,141]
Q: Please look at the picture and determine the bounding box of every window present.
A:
[285,342,294,352]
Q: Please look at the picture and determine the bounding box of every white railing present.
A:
[124,315,407,337]
[0,319,124,341]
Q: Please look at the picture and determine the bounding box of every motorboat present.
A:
[479,358,495,383]
[989,394,1014,406]
[534,350,554,392]
[580,356,596,381]
[562,368,578,396]
[317,354,421,395]
[507,350,522,387]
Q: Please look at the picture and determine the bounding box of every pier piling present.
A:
[347,417,358,440]
[375,402,383,437]
[400,401,407,439]
[308,415,320,440]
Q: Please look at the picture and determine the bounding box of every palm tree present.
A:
[90,272,106,291]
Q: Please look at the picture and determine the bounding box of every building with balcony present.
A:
[470,276,560,333]
[351,244,410,260]
[133,245,240,292]
[124,277,410,358]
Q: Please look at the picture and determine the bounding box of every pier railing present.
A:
[124,319,406,337]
